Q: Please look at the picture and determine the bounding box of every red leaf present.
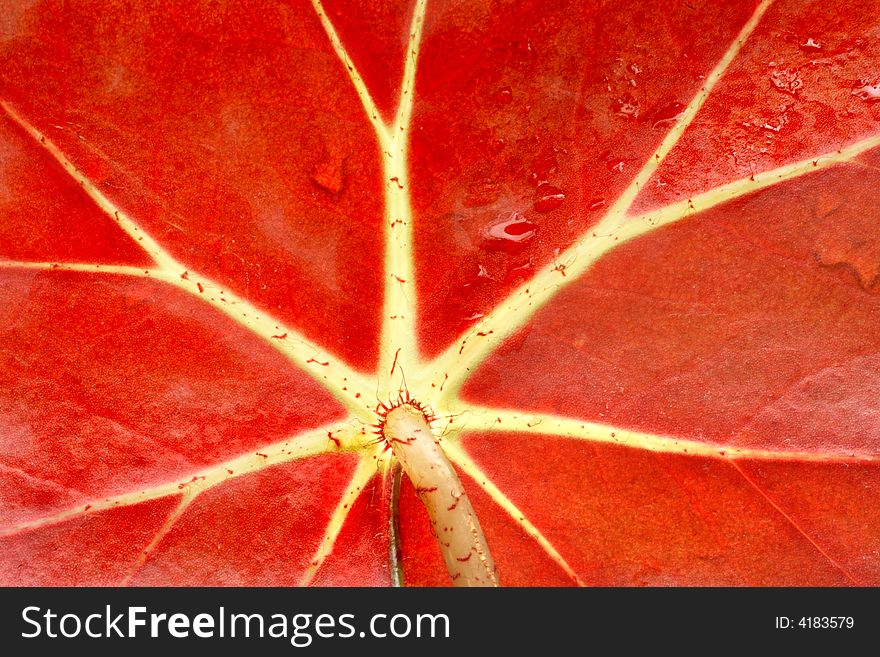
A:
[2,0,879,586]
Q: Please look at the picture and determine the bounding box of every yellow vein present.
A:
[120,492,195,586]
[421,9,880,405]
[447,406,880,464]
[393,0,428,134]
[0,421,366,536]
[309,0,388,141]
[626,132,880,234]
[601,0,775,229]
[299,455,380,585]
[1,100,177,270]
[0,101,374,417]
[422,1,773,401]
[444,442,585,586]
[0,261,154,277]
[729,460,860,585]
[376,0,428,398]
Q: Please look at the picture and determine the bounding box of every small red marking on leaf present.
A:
[390,347,401,376]
[390,177,403,189]
[271,333,287,340]
[180,271,189,280]
[328,432,341,448]
[306,358,330,366]
[196,282,204,293]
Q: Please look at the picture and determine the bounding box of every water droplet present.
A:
[310,157,346,193]
[770,68,802,96]
[799,37,823,52]
[529,145,560,185]
[464,178,501,207]
[482,213,537,254]
[652,101,686,129]
[607,159,626,173]
[628,62,642,75]
[588,198,606,210]
[504,259,533,283]
[493,87,513,104]
[852,84,880,102]
[613,94,641,118]
[463,264,494,288]
[533,183,565,212]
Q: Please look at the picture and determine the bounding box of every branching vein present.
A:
[0,100,374,418]
[299,455,382,585]
[0,421,365,536]
[445,406,880,464]
[444,442,585,586]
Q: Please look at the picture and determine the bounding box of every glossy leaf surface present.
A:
[2,0,879,586]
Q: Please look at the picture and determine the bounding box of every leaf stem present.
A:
[388,462,405,587]
[383,404,499,587]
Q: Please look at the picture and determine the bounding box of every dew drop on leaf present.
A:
[482,213,538,254]
[652,102,686,129]
[492,87,513,104]
[769,68,803,96]
[613,94,641,118]
[852,83,880,102]
[533,183,565,212]
[310,157,346,194]
[464,178,501,207]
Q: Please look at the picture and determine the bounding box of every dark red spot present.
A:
[271,333,287,340]
[306,358,330,366]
